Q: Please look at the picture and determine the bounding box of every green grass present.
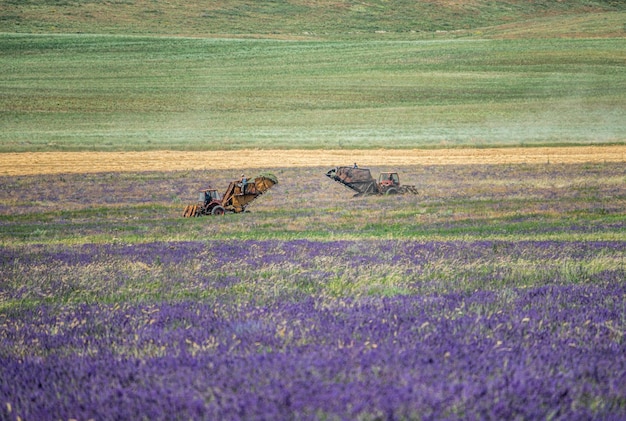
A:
[1,0,623,38]
[480,11,626,39]
[1,34,625,152]
[12,209,619,244]
[1,1,624,151]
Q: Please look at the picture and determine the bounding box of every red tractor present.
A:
[183,173,277,217]
[326,166,418,196]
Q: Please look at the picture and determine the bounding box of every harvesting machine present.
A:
[325,166,418,196]
[183,173,278,217]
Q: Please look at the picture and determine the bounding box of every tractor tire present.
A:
[211,206,225,216]
[385,188,398,195]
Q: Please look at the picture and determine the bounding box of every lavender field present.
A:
[1,163,625,420]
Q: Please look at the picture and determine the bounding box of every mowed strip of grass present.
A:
[1,34,624,152]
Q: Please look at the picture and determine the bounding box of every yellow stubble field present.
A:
[1,146,625,176]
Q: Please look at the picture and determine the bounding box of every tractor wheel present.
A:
[211,206,225,216]
[385,188,398,195]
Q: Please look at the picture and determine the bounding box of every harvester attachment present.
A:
[182,204,201,218]
[400,185,419,195]
[325,167,378,196]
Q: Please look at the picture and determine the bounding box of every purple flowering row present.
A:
[1,239,625,419]
[2,283,625,420]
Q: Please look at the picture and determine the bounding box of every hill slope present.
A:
[2,0,624,38]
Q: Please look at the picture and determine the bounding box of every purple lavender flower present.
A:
[2,239,625,420]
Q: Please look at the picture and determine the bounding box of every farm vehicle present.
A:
[325,166,418,196]
[183,173,278,217]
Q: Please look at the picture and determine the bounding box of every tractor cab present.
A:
[377,172,400,195]
[378,172,399,187]
[199,189,221,204]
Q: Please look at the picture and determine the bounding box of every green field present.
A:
[1,34,625,152]
[2,1,625,152]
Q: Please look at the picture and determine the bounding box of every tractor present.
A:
[325,166,418,196]
[183,173,277,217]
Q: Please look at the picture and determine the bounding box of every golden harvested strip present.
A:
[1,146,625,176]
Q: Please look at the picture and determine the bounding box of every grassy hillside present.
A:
[1,34,624,152]
[1,1,624,152]
[1,0,624,39]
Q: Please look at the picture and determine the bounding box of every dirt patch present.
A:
[2,146,625,176]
